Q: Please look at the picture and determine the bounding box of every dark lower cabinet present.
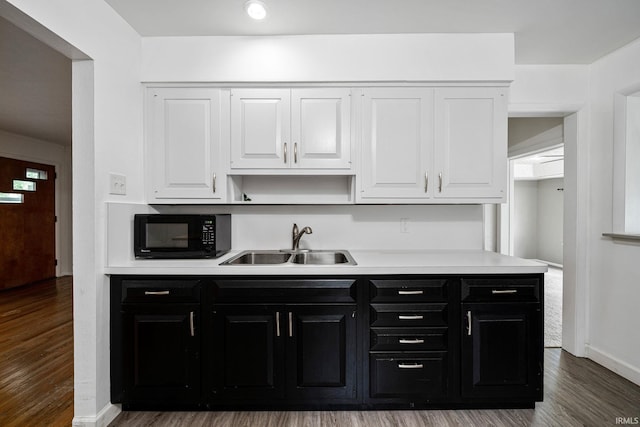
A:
[110,274,543,410]
[121,308,201,405]
[210,304,357,403]
[461,303,542,400]
[110,277,203,407]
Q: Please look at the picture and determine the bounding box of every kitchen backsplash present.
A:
[106,202,484,266]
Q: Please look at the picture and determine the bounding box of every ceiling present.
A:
[105,0,640,64]
[2,0,640,147]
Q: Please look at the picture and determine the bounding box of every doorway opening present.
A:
[505,117,565,348]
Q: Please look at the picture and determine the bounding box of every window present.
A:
[613,88,640,234]
[0,192,24,204]
[25,168,48,180]
[13,180,36,191]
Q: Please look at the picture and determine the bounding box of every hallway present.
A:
[0,276,73,427]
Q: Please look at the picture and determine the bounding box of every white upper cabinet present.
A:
[433,87,507,200]
[231,88,351,171]
[147,87,225,203]
[359,88,434,200]
[358,86,507,203]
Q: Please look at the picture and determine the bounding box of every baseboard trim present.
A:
[586,344,640,387]
[72,403,121,427]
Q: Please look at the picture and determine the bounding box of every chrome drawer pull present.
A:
[467,310,472,336]
[398,290,424,295]
[189,311,195,337]
[492,289,518,294]
[276,311,281,337]
[398,363,424,369]
[144,290,170,296]
[398,315,424,320]
[399,338,425,344]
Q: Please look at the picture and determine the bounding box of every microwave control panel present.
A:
[201,221,215,245]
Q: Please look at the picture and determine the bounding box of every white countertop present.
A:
[105,249,548,275]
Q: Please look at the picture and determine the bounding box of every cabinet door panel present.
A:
[461,303,542,400]
[361,88,434,199]
[292,89,351,169]
[434,87,507,199]
[231,89,290,169]
[288,305,357,400]
[211,306,285,399]
[370,352,447,398]
[122,309,200,404]
[149,88,222,200]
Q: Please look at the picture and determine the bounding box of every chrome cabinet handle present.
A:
[398,315,424,320]
[492,289,518,294]
[467,310,472,336]
[144,290,170,296]
[294,142,298,163]
[288,312,293,337]
[398,363,424,369]
[212,173,216,193]
[276,311,280,337]
[189,311,195,337]
[398,290,424,295]
[284,142,288,164]
[425,171,428,192]
[439,172,443,193]
[399,338,425,344]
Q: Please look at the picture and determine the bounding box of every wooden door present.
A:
[360,88,434,200]
[0,157,55,289]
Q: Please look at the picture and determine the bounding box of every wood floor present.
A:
[2,276,639,427]
[0,276,73,427]
[111,344,640,426]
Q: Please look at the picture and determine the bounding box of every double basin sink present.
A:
[221,249,357,266]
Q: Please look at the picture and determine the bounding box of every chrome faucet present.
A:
[292,223,313,251]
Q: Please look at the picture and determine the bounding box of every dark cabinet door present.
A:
[211,305,285,400]
[461,302,542,400]
[121,307,201,404]
[287,305,357,400]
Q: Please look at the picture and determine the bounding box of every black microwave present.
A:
[134,214,231,259]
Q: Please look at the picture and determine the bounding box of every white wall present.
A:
[513,181,538,259]
[141,33,514,83]
[4,1,143,425]
[0,129,72,275]
[585,37,640,385]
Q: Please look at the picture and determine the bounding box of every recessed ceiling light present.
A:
[245,0,267,20]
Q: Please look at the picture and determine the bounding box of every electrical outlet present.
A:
[400,218,409,233]
[109,173,127,195]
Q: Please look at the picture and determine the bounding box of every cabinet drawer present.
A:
[370,352,447,398]
[370,304,447,327]
[370,328,447,351]
[121,279,200,303]
[212,279,357,303]
[369,280,448,302]
[461,276,541,302]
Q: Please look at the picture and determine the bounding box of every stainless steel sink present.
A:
[221,251,291,265]
[220,250,356,266]
[290,251,355,265]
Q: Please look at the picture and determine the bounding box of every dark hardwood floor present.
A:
[111,344,640,426]
[2,276,639,427]
[0,276,73,427]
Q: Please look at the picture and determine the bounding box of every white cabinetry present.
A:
[146,87,226,203]
[230,88,351,171]
[434,87,507,200]
[359,88,434,200]
[358,86,507,203]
